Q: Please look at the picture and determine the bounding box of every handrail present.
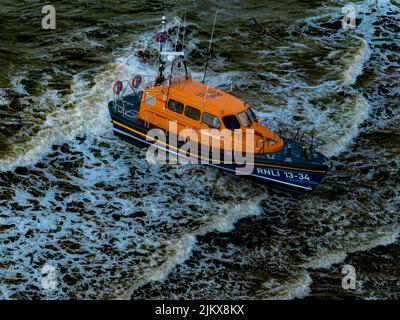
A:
[260,118,327,152]
[113,100,138,120]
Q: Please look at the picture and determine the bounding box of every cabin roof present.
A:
[166,79,248,116]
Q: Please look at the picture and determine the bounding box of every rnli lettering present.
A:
[256,167,280,177]
[256,168,311,181]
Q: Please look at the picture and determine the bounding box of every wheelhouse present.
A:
[136,78,284,153]
[140,80,264,131]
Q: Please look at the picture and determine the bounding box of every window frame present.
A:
[184,105,201,121]
[202,112,221,129]
[167,99,184,114]
[222,114,241,130]
[247,107,258,123]
[238,111,252,128]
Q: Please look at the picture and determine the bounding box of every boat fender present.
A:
[113,81,123,95]
[132,75,142,89]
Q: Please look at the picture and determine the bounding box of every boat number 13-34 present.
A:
[283,172,310,181]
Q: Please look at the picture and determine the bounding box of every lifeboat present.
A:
[107,16,330,193]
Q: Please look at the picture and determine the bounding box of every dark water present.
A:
[0,0,399,299]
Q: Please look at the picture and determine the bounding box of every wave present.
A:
[0,44,242,173]
[0,55,153,172]
[302,228,400,270]
[268,230,400,300]
[262,271,313,300]
[10,75,29,96]
[117,195,265,299]
[323,94,372,157]
[0,89,9,106]
[341,39,371,87]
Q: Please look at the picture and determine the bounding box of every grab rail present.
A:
[260,118,327,159]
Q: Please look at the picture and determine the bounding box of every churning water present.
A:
[0,0,399,299]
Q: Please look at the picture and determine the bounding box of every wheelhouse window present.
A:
[185,105,201,121]
[168,99,184,114]
[247,107,258,123]
[238,111,252,128]
[202,112,221,129]
[222,115,241,130]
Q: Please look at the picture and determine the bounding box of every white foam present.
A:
[0,88,9,106]
[341,39,371,86]
[323,94,372,157]
[262,271,313,300]
[257,91,372,158]
[0,44,247,173]
[302,251,348,270]
[191,70,243,89]
[10,75,28,96]
[208,196,264,233]
[302,229,400,270]
[356,0,399,38]
[349,229,400,255]
[117,194,265,299]
[80,32,103,48]
[1,131,270,299]
[0,55,154,172]
[116,234,198,300]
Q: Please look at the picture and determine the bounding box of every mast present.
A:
[156,15,186,84]
[155,15,187,105]
[156,16,167,83]
[182,11,187,51]
[161,15,166,51]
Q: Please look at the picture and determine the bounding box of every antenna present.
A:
[156,16,167,84]
[174,18,181,52]
[160,16,166,52]
[165,58,175,108]
[202,11,218,84]
[156,16,188,88]
[182,11,187,51]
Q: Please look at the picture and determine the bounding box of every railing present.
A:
[111,73,192,120]
[111,77,144,120]
[113,101,138,120]
[169,74,191,86]
[260,118,327,157]
[117,75,155,94]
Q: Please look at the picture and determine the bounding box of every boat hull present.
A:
[109,110,329,194]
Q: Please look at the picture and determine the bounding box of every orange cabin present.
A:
[138,77,284,154]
